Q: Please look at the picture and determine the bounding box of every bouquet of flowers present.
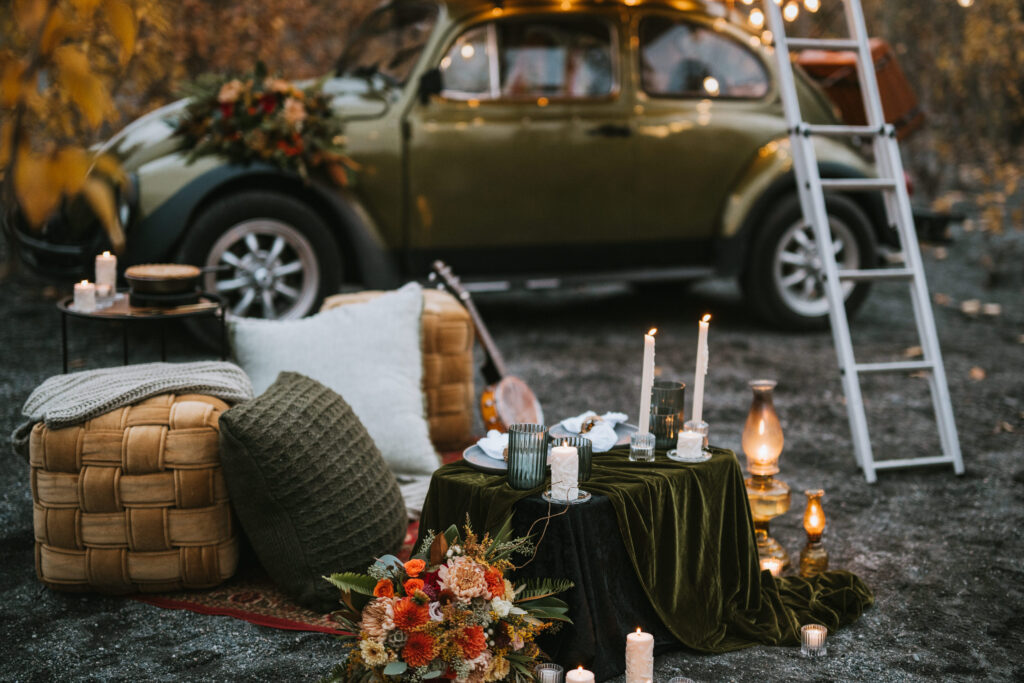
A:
[324,519,573,682]
[174,62,357,185]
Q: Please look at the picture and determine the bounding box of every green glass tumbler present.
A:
[508,423,548,490]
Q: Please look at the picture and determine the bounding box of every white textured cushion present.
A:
[229,282,439,476]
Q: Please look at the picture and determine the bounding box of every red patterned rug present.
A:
[134,520,420,635]
[134,449,466,633]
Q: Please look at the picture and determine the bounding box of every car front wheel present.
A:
[178,190,342,341]
[743,193,877,331]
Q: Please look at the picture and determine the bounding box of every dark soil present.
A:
[1,226,1022,682]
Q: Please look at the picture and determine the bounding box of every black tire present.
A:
[178,190,343,345]
[742,193,877,331]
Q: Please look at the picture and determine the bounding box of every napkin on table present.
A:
[559,411,628,452]
[477,429,508,461]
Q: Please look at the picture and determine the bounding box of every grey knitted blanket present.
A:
[11,361,254,458]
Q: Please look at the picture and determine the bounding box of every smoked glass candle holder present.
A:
[508,423,548,489]
[801,624,828,658]
[650,380,686,450]
[629,432,656,462]
[534,663,564,683]
[552,435,594,482]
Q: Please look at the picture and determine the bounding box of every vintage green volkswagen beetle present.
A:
[19,0,894,329]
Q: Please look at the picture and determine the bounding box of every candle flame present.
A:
[80,280,89,285]
[636,626,641,633]
[577,666,584,672]
[102,251,111,256]
[647,327,657,336]
[562,440,568,447]
[702,313,711,323]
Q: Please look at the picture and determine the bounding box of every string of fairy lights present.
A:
[732,0,974,31]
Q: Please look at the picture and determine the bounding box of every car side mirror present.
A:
[418,68,442,105]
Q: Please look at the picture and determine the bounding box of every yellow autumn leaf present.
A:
[14,147,62,227]
[103,0,137,65]
[91,153,126,184]
[0,60,25,108]
[81,177,125,253]
[70,0,102,17]
[55,147,91,196]
[40,8,69,55]
[14,0,47,35]
[53,45,111,128]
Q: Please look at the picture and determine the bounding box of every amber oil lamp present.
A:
[799,489,829,577]
[742,379,791,569]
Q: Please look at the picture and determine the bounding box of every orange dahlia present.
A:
[373,578,394,598]
[392,597,430,631]
[404,559,426,577]
[402,631,437,667]
[484,568,505,599]
[454,625,487,660]
[404,578,425,595]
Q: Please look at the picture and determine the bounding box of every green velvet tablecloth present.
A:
[419,446,873,655]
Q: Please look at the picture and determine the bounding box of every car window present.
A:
[639,15,768,99]
[337,2,439,85]
[440,17,614,101]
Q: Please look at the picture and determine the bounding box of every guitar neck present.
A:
[431,262,509,384]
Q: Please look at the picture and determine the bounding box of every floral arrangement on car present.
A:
[174,62,357,186]
[324,519,573,682]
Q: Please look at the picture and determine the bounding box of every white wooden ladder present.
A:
[763,0,964,483]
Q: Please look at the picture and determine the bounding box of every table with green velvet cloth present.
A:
[418,446,873,679]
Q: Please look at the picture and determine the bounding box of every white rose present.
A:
[491,597,513,618]
[429,601,443,622]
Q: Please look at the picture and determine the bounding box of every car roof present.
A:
[410,0,721,22]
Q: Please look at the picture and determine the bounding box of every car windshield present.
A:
[336,2,439,85]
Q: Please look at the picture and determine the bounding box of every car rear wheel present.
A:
[178,190,342,344]
[743,193,877,331]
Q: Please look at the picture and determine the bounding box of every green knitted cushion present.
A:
[218,371,406,612]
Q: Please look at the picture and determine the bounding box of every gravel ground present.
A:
[1,225,1022,682]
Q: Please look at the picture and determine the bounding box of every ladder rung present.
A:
[786,38,860,50]
[802,124,885,137]
[854,360,934,374]
[872,455,958,470]
[820,178,899,192]
[837,268,914,282]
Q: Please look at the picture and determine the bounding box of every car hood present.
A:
[102,76,390,172]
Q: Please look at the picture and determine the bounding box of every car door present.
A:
[405,10,633,276]
[628,10,776,261]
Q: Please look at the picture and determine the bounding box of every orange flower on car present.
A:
[404,559,426,577]
[373,578,394,598]
[453,625,487,660]
[283,96,307,126]
[484,567,504,599]
[217,79,244,103]
[403,578,424,595]
[392,596,430,631]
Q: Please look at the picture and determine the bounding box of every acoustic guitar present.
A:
[430,261,544,432]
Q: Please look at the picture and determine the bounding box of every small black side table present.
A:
[58,292,227,373]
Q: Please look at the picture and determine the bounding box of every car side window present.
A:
[499,19,614,99]
[439,17,614,102]
[639,15,768,99]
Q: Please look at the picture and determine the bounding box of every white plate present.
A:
[462,444,507,473]
[548,422,638,450]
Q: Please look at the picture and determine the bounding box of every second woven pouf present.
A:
[218,371,407,612]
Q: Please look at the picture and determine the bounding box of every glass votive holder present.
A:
[551,435,594,482]
[668,419,711,463]
[508,423,548,490]
[535,662,564,683]
[629,432,656,462]
[800,623,828,658]
[668,678,696,683]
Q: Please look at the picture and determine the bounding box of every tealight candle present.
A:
[675,430,703,459]
[95,251,116,293]
[625,627,654,683]
[761,557,784,577]
[801,623,828,658]
[566,665,594,683]
[73,280,96,312]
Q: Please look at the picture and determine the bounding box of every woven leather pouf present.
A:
[321,288,475,450]
[29,393,239,593]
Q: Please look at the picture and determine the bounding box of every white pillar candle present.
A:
[625,627,654,683]
[73,280,96,312]
[95,251,117,293]
[691,314,711,423]
[566,666,595,683]
[638,328,657,435]
[675,430,703,459]
[549,442,579,501]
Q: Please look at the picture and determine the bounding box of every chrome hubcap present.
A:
[204,220,319,320]
[773,217,860,318]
